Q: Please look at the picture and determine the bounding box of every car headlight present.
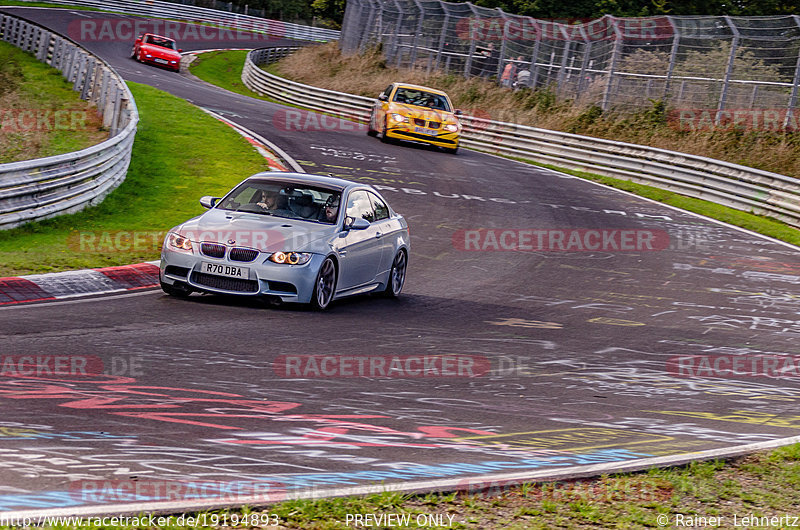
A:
[170,60,177,64]
[166,232,193,252]
[444,123,459,132]
[390,113,409,123]
[268,252,312,265]
[145,54,152,58]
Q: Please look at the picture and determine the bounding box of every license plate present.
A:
[154,58,168,64]
[414,126,438,136]
[201,262,248,279]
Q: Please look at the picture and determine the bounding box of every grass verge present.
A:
[0,41,107,163]
[187,50,276,101]
[0,81,269,276]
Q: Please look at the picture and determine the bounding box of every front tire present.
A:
[383,250,407,298]
[311,257,337,310]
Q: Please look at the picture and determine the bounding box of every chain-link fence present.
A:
[341,0,800,120]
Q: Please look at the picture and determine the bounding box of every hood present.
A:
[173,209,337,253]
[141,44,181,60]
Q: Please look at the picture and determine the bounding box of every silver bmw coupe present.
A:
[159,173,410,310]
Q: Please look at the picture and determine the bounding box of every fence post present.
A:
[527,20,542,89]
[431,13,449,73]
[409,0,425,68]
[716,15,739,125]
[601,16,623,111]
[785,15,800,129]
[576,25,592,98]
[555,24,572,96]
[663,16,681,103]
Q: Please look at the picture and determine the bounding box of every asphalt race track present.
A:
[2,6,800,517]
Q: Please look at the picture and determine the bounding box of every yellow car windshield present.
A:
[392,89,450,112]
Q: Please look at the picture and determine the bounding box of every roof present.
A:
[246,172,362,192]
[393,83,449,96]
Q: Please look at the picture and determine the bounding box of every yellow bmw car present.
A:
[367,83,462,154]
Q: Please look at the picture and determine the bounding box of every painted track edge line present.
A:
[4,434,800,519]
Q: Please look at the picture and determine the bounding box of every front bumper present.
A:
[160,247,325,304]
[385,126,460,149]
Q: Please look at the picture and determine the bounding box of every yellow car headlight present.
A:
[390,113,409,123]
[444,123,459,132]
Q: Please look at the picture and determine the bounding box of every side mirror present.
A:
[178,48,183,53]
[351,218,370,230]
[199,196,219,209]
[344,216,370,230]
[454,109,464,116]
[378,94,388,102]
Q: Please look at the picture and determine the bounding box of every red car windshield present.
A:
[144,35,177,50]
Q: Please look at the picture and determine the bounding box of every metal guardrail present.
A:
[243,46,800,228]
[0,12,138,230]
[17,0,340,42]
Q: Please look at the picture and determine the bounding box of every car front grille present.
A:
[429,121,441,129]
[413,118,426,127]
[229,247,259,262]
[201,243,226,258]
[191,272,259,293]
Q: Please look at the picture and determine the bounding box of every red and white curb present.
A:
[0,262,161,306]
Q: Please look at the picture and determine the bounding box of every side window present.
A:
[381,85,394,98]
[369,192,389,221]
[345,190,375,223]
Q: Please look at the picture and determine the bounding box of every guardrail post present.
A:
[601,16,623,111]
[716,16,739,125]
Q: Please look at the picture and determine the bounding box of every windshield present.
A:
[144,35,177,50]
[392,88,451,111]
[217,182,342,224]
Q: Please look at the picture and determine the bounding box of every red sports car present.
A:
[131,33,182,72]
